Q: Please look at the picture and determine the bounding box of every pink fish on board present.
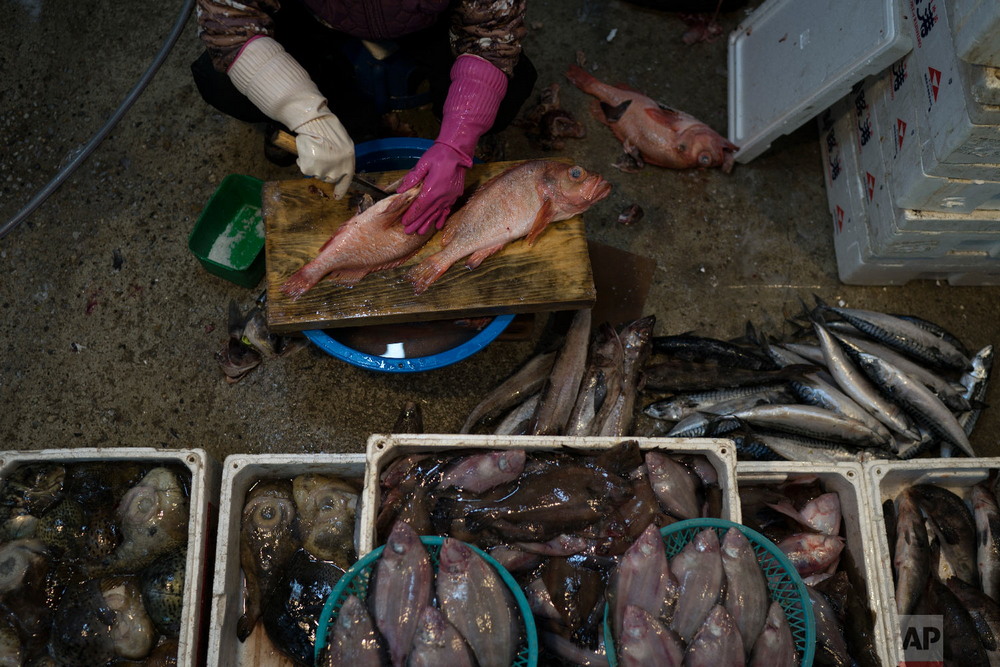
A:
[406,160,611,295]
[279,186,429,300]
[565,64,738,172]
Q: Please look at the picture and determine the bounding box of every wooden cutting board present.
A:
[263,160,596,334]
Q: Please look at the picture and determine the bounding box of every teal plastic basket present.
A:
[603,518,816,666]
[315,535,538,666]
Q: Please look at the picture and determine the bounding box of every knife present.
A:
[270,129,394,202]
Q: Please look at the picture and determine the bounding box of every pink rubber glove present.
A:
[399,55,508,235]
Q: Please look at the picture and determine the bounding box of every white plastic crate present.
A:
[206,453,366,667]
[946,0,1000,68]
[360,434,740,555]
[736,461,895,667]
[865,458,1000,665]
[0,447,221,667]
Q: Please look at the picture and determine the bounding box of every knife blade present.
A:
[270,129,393,202]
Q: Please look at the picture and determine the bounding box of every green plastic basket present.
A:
[315,535,539,666]
[603,518,816,666]
[188,174,266,288]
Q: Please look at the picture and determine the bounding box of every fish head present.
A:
[676,126,739,172]
[553,164,613,211]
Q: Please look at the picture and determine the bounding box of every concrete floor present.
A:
[2,0,998,462]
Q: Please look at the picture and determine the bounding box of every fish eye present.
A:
[677,144,687,152]
[699,153,712,165]
[569,166,583,179]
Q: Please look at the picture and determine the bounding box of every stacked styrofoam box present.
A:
[737,462,896,666]
[946,0,1000,68]
[206,453,367,667]
[0,448,222,667]
[820,0,1000,284]
[864,458,1000,665]
[360,434,740,554]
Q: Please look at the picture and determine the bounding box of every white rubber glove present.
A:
[228,37,355,197]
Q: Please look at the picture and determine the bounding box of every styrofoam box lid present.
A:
[728,0,912,163]
[0,447,221,667]
[206,453,367,667]
[361,434,740,556]
[737,461,895,667]
[865,458,1000,665]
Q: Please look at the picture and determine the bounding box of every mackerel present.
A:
[644,385,792,422]
[813,322,920,441]
[652,334,779,370]
[723,403,890,447]
[789,373,892,440]
[750,431,880,464]
[852,350,974,456]
[959,344,993,436]
[814,300,970,371]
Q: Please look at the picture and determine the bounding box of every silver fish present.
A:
[407,605,476,667]
[814,300,970,372]
[595,315,654,437]
[530,308,592,435]
[320,594,384,667]
[370,521,433,667]
[852,349,975,456]
[645,451,702,520]
[436,537,520,667]
[789,373,892,441]
[608,523,677,641]
[776,533,844,577]
[566,324,625,437]
[683,604,745,666]
[720,528,769,653]
[973,484,1000,601]
[438,450,526,493]
[460,351,556,433]
[493,394,540,435]
[749,601,798,667]
[748,431,874,463]
[813,322,920,441]
[722,403,890,447]
[959,344,993,436]
[617,604,684,666]
[643,384,792,422]
[893,489,930,616]
[670,528,723,643]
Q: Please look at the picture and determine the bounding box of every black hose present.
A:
[0,0,197,240]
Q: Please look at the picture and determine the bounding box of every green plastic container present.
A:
[603,518,816,666]
[188,174,266,288]
[315,535,538,666]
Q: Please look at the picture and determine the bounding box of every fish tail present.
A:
[280,267,320,301]
[407,254,452,295]
[565,64,599,94]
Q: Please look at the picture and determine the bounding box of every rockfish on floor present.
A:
[564,64,737,172]
[280,186,429,300]
[407,160,611,295]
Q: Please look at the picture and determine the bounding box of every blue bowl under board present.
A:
[305,138,511,373]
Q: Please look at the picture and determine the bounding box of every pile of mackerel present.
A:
[461,297,993,463]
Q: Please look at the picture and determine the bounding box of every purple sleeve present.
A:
[449,0,528,77]
[195,0,281,72]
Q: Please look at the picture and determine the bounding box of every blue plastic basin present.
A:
[304,138,511,373]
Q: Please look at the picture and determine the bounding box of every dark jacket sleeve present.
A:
[449,0,528,77]
[195,0,281,71]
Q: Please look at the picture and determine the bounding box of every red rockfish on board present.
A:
[565,64,738,172]
[406,160,612,295]
[280,186,429,300]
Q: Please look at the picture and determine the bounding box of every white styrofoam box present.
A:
[727,0,911,163]
[818,95,866,225]
[887,1,1000,168]
[864,458,1000,665]
[206,453,366,667]
[361,434,739,555]
[736,462,895,667]
[959,61,1000,126]
[946,0,1000,68]
[0,447,221,667]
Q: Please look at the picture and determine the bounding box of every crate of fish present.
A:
[602,518,814,665]
[865,458,1000,664]
[315,524,538,666]
[205,453,366,667]
[738,461,896,667]
[0,447,220,666]
[361,433,738,665]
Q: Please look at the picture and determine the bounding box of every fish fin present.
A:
[324,268,371,287]
[465,244,505,269]
[645,106,685,129]
[280,267,321,301]
[407,254,452,295]
[601,99,632,123]
[526,199,556,245]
